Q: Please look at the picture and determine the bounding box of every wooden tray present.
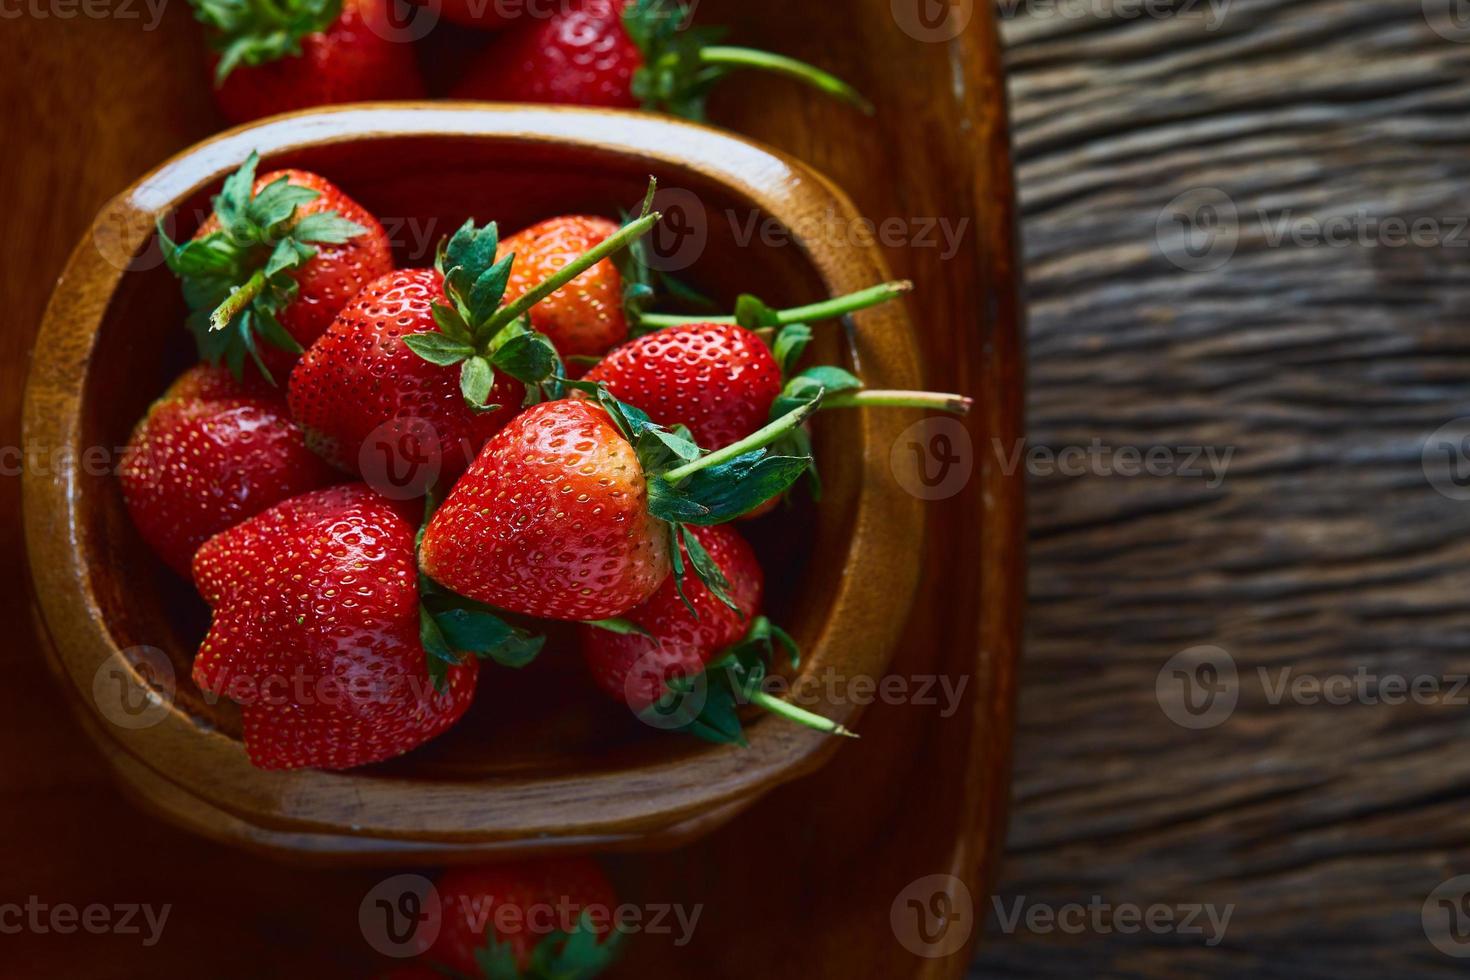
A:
[13,0,1021,974]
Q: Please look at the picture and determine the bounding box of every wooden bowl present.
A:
[23,104,930,858]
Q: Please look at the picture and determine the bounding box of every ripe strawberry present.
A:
[588,282,970,519]
[192,481,542,769]
[160,152,393,384]
[579,525,851,743]
[289,212,657,483]
[430,859,621,978]
[584,321,780,450]
[190,0,425,124]
[452,0,872,119]
[119,363,337,576]
[191,484,480,770]
[579,524,759,708]
[419,385,816,621]
[500,216,628,360]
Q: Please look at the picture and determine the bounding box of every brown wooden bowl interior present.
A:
[25,106,924,847]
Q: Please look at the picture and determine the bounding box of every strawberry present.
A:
[429,859,621,978]
[160,152,393,384]
[419,383,817,622]
[119,363,338,576]
[452,0,872,120]
[579,524,758,707]
[588,282,971,517]
[580,525,851,743]
[499,216,628,361]
[190,0,425,124]
[289,210,658,484]
[192,483,542,770]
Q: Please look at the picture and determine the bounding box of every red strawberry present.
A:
[420,399,671,620]
[419,384,817,621]
[193,0,425,124]
[191,483,478,770]
[500,216,628,360]
[160,152,393,384]
[192,487,479,769]
[119,364,338,576]
[289,212,657,484]
[288,266,526,481]
[589,282,970,518]
[431,859,621,978]
[579,524,851,743]
[452,0,872,119]
[579,524,759,708]
[584,321,780,449]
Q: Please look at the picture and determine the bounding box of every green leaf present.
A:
[419,606,463,692]
[771,364,860,418]
[583,617,654,637]
[403,332,475,366]
[734,292,780,330]
[291,212,368,244]
[431,303,475,346]
[460,356,495,408]
[489,330,558,385]
[772,321,813,376]
[681,524,739,613]
[649,452,813,525]
[431,607,545,668]
[467,253,515,329]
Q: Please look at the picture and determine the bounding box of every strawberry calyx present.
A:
[471,911,625,980]
[158,151,367,383]
[647,615,856,744]
[416,486,544,691]
[560,379,817,613]
[405,192,663,409]
[622,0,873,119]
[189,0,341,83]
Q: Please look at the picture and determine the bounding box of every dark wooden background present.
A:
[973,0,1470,976]
[4,0,1468,976]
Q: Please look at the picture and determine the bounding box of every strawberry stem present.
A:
[822,390,973,415]
[209,268,268,332]
[747,690,858,737]
[638,280,911,329]
[483,210,662,335]
[663,392,822,484]
[697,46,874,114]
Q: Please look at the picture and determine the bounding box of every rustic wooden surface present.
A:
[972,0,1470,976]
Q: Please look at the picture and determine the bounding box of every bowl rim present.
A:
[22,103,926,846]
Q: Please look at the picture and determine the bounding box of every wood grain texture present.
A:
[0,2,1020,978]
[972,0,1470,976]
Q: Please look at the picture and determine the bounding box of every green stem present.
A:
[638,280,912,330]
[698,46,874,115]
[822,389,973,415]
[209,268,268,332]
[662,393,821,484]
[483,210,662,334]
[748,690,858,738]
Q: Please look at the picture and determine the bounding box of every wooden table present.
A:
[972,0,1470,976]
[3,0,1462,976]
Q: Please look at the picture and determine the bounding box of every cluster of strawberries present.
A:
[121,153,967,772]
[192,0,872,124]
